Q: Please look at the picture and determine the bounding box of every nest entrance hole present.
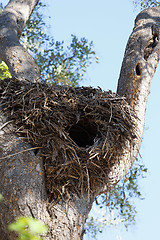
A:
[136,63,141,76]
[69,118,98,147]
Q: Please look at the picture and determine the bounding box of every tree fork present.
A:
[0,2,160,240]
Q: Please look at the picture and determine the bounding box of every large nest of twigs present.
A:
[0,78,138,199]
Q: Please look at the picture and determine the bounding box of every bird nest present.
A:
[0,78,138,199]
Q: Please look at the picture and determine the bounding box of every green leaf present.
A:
[0,61,12,80]
[0,194,3,201]
[28,218,48,234]
[8,217,48,240]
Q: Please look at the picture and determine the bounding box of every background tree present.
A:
[0,1,97,86]
[0,0,159,240]
[134,0,160,8]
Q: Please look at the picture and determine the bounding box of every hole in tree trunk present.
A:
[152,34,159,48]
[135,63,141,76]
[144,33,159,60]
[69,118,98,147]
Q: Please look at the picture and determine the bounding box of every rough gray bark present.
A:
[0,101,93,239]
[0,1,160,240]
[0,0,40,82]
[111,6,160,189]
[94,6,160,194]
[0,2,93,239]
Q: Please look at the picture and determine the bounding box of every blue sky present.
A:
[2,0,160,239]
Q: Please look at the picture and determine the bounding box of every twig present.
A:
[0,147,41,160]
[0,120,13,130]
[86,166,90,200]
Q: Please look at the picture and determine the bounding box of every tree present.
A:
[0,1,97,86]
[0,3,147,234]
[0,2,147,238]
[134,0,160,8]
[1,1,158,239]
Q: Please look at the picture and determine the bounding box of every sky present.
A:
[2,0,160,239]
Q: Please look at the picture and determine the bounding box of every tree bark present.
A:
[109,6,160,189]
[0,1,93,239]
[0,2,160,240]
[0,103,93,240]
[99,6,160,193]
[0,0,40,82]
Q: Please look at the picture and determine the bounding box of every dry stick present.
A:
[0,120,14,130]
[0,147,42,160]
[86,166,90,200]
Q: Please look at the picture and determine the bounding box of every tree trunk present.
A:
[0,103,93,240]
[0,1,160,239]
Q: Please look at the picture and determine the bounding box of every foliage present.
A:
[0,60,12,80]
[0,1,149,238]
[0,194,3,201]
[8,217,48,240]
[133,0,160,8]
[0,4,11,80]
[85,158,147,238]
[0,3,3,13]
[21,1,97,87]
[104,159,147,227]
[85,210,124,239]
[0,1,97,86]
[34,34,97,87]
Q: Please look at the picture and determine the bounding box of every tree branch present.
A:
[103,6,160,192]
[0,0,40,82]
[1,3,160,239]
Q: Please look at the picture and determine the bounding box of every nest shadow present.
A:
[0,78,138,199]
